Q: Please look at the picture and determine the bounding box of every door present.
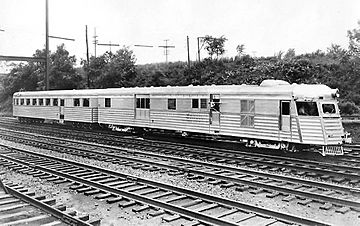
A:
[280,101,291,132]
[210,94,220,132]
[59,99,65,123]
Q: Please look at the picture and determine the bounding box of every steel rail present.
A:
[0,144,330,226]
[2,183,94,226]
[1,128,359,194]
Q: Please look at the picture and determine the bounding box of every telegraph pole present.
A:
[93,28,98,57]
[187,36,190,67]
[158,39,175,63]
[45,0,49,90]
[85,25,90,88]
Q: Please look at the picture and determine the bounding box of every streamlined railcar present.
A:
[13,80,349,156]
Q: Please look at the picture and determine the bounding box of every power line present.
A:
[0,55,46,62]
[48,35,75,41]
[97,42,120,52]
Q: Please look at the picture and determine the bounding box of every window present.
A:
[322,104,336,114]
[240,100,255,113]
[60,99,64,106]
[15,99,19,105]
[83,98,89,107]
[74,98,80,107]
[26,99,30,105]
[168,99,176,110]
[192,99,199,108]
[136,98,150,109]
[53,98,58,106]
[46,98,51,106]
[32,99,37,106]
[20,99,24,105]
[240,100,255,127]
[39,99,44,106]
[145,98,150,109]
[211,98,220,112]
[105,98,111,108]
[281,102,290,115]
[200,99,207,109]
[296,101,319,116]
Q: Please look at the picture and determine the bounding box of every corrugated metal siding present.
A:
[13,106,59,120]
[291,118,301,143]
[98,108,135,125]
[221,114,281,140]
[64,107,98,123]
[298,118,324,144]
[151,111,209,132]
[323,117,344,144]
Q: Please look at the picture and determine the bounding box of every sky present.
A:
[0,0,360,69]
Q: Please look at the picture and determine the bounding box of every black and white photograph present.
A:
[1,0,360,225]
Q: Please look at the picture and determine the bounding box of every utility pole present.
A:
[85,25,90,88]
[93,28,98,57]
[158,39,175,63]
[187,36,190,67]
[45,0,49,90]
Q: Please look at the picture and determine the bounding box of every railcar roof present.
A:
[12,80,337,98]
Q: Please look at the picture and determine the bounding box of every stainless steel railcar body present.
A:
[13,90,99,124]
[12,80,347,155]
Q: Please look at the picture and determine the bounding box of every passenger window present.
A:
[200,99,207,109]
[46,98,51,106]
[281,102,290,115]
[53,98,58,106]
[39,99,44,106]
[26,99,30,105]
[322,104,336,114]
[145,98,150,109]
[74,98,80,107]
[296,101,319,116]
[192,99,199,108]
[83,98,89,107]
[32,99,37,106]
[60,99,65,106]
[168,99,176,110]
[105,98,111,108]
[240,100,254,113]
[20,99,24,105]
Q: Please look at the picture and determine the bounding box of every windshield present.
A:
[296,101,319,116]
[322,103,336,114]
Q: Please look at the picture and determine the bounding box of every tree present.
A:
[203,35,227,59]
[91,47,137,88]
[49,44,82,90]
[284,48,296,60]
[348,20,360,56]
[326,44,348,60]
[236,44,245,57]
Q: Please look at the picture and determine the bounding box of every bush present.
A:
[339,101,360,115]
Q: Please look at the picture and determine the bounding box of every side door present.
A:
[280,100,291,132]
[209,94,220,132]
[59,98,65,123]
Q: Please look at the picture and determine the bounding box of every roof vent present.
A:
[260,80,290,87]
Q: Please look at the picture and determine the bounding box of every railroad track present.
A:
[0,144,331,226]
[1,128,360,224]
[0,177,99,226]
[1,123,360,186]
